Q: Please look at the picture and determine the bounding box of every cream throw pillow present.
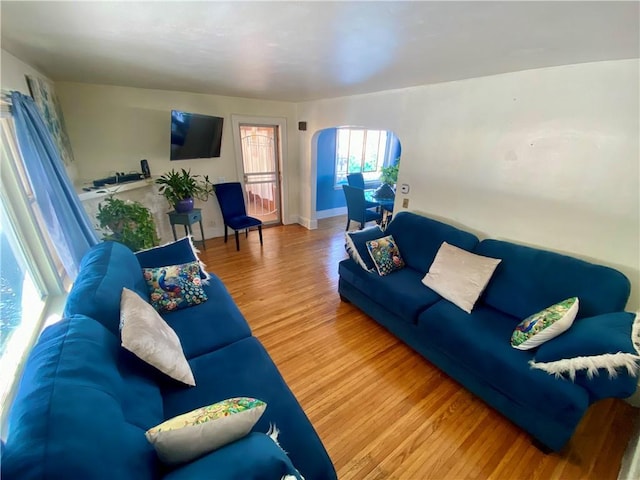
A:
[146,397,266,464]
[422,242,501,314]
[120,288,195,386]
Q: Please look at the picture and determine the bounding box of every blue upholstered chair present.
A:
[347,172,378,209]
[342,184,382,231]
[214,182,263,251]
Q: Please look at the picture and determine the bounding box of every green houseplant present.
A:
[375,158,400,199]
[96,196,159,252]
[380,158,400,186]
[156,168,214,213]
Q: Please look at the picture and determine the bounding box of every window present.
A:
[0,112,65,424]
[335,128,389,186]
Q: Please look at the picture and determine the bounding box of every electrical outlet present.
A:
[402,198,409,208]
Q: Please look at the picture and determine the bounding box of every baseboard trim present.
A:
[316,207,347,219]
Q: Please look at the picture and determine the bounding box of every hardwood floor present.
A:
[198,217,637,480]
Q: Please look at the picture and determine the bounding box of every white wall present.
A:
[298,59,640,310]
[1,49,48,94]
[54,82,301,241]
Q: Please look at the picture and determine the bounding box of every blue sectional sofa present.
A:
[339,211,639,451]
[3,240,336,480]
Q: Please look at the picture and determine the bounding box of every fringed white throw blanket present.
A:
[529,312,640,381]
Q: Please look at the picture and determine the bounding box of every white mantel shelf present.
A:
[77,178,156,202]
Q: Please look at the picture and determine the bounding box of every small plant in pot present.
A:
[375,158,400,199]
[96,196,159,252]
[156,168,214,213]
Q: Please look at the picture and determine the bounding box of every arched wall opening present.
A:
[311,126,402,223]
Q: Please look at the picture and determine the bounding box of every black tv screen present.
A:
[170,110,223,160]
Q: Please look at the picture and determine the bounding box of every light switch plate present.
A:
[400,183,410,194]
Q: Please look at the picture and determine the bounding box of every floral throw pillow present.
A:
[146,397,267,464]
[143,261,207,312]
[511,297,579,350]
[366,235,405,276]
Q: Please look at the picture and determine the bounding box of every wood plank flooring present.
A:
[198,217,637,480]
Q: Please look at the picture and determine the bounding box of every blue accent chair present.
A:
[214,182,263,251]
[342,184,382,231]
[347,173,378,209]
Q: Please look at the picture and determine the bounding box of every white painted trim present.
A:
[297,216,317,230]
[618,420,640,480]
[230,114,288,225]
[316,206,347,219]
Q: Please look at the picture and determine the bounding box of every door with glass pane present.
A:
[239,125,281,225]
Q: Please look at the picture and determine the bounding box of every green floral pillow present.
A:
[366,235,405,276]
[146,397,267,464]
[142,261,207,312]
[511,297,579,350]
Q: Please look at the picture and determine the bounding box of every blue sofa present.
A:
[339,211,638,451]
[3,241,337,479]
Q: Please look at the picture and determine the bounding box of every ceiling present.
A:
[2,1,638,102]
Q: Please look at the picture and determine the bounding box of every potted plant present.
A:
[375,158,400,199]
[156,168,214,213]
[96,196,159,252]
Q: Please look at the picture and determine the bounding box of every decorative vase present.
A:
[373,183,396,199]
[175,197,194,213]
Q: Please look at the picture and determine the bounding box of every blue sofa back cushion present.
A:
[64,242,149,335]
[475,239,630,320]
[135,236,208,280]
[2,315,163,480]
[385,212,479,273]
[163,432,303,480]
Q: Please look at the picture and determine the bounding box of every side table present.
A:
[167,208,206,250]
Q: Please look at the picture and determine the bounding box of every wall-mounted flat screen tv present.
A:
[170,110,224,160]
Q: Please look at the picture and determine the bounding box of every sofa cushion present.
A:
[2,315,162,480]
[162,273,252,359]
[474,239,631,320]
[531,312,640,378]
[339,259,441,324]
[146,397,266,464]
[120,288,195,386]
[417,302,588,424]
[164,432,303,480]
[345,225,385,272]
[161,337,335,480]
[366,235,405,276]
[142,261,208,312]
[385,211,479,273]
[64,242,149,335]
[421,242,501,314]
[511,297,579,350]
[136,236,209,280]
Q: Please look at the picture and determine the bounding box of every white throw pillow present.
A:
[422,242,501,314]
[511,297,579,350]
[120,287,195,386]
[146,397,266,464]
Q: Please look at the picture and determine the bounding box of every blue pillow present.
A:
[136,237,209,280]
[345,226,384,272]
[530,312,640,380]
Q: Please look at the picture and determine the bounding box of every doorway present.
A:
[232,116,286,226]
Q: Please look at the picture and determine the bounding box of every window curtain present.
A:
[10,91,98,279]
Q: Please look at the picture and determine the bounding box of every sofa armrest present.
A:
[529,311,640,401]
[164,432,303,480]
